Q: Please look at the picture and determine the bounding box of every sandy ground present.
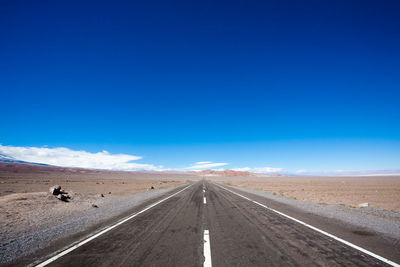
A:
[0,168,199,236]
[1,162,399,263]
[0,171,197,197]
[209,176,400,212]
[0,165,200,264]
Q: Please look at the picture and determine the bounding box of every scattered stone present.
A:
[92,204,98,208]
[150,186,155,190]
[358,203,369,208]
[50,185,71,201]
[59,189,68,194]
[57,194,70,202]
[50,185,62,195]
[100,194,104,197]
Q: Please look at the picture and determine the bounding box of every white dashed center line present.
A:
[203,196,207,204]
[203,230,212,267]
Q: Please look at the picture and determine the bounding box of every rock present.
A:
[50,185,62,195]
[150,186,155,189]
[50,185,71,201]
[92,204,98,208]
[108,192,111,194]
[358,203,369,208]
[100,194,104,197]
[60,189,68,194]
[57,194,70,202]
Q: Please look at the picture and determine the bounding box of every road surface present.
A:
[16,181,400,266]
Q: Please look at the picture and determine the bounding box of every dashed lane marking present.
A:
[203,230,212,267]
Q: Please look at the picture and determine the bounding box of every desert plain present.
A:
[1,162,400,212]
[209,175,400,212]
[1,162,400,265]
[0,162,197,197]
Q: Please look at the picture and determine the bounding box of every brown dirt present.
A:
[0,163,200,264]
[0,162,199,197]
[0,175,185,196]
[209,176,400,212]
[0,162,199,233]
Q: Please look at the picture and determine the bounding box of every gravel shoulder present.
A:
[0,184,187,265]
[224,184,400,240]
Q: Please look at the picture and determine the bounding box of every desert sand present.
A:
[209,175,400,212]
[1,163,400,264]
[0,163,199,240]
[0,163,200,264]
[0,162,199,197]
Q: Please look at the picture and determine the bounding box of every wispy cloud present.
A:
[290,169,400,176]
[232,166,283,173]
[186,161,229,170]
[0,145,162,171]
[195,161,212,164]
[231,167,252,172]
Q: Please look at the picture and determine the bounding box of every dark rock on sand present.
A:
[50,185,70,201]
[57,194,70,202]
[50,185,62,195]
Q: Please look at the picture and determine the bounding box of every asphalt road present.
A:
[21,180,400,266]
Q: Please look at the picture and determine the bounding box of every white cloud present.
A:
[195,161,212,164]
[232,166,283,173]
[186,161,229,170]
[232,167,252,172]
[0,145,287,174]
[0,145,162,171]
[296,169,306,173]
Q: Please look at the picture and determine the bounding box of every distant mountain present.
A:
[195,169,259,177]
[0,161,137,174]
[326,169,400,176]
[0,153,25,163]
[0,153,49,165]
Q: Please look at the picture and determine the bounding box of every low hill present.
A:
[195,169,259,177]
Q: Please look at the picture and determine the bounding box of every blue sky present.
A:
[1,0,399,173]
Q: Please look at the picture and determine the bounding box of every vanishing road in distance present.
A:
[16,181,400,267]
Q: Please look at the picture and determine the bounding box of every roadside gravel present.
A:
[0,185,185,265]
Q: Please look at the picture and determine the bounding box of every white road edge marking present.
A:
[203,230,212,267]
[215,183,400,267]
[204,196,207,204]
[35,184,193,267]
